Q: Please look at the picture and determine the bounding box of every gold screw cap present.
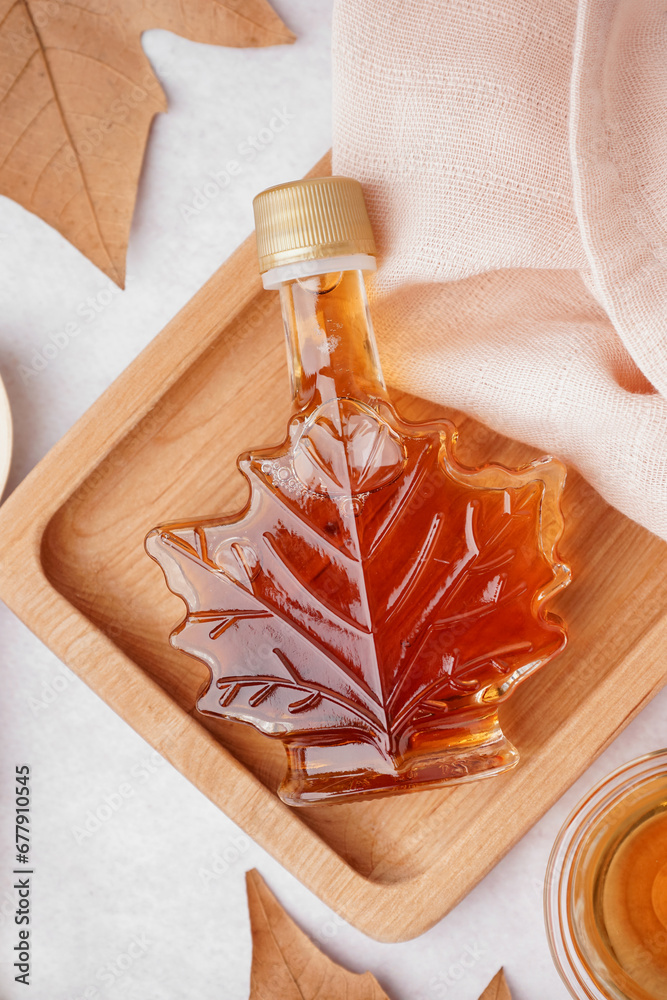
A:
[252,176,376,275]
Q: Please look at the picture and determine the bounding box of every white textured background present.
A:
[0,2,666,998]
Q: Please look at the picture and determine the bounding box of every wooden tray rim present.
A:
[2,161,667,941]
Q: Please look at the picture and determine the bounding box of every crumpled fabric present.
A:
[332,0,667,540]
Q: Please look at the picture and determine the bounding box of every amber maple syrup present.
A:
[146,176,571,805]
[594,782,667,997]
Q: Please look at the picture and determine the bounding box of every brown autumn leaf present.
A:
[0,0,294,286]
[246,869,390,999]
[478,969,512,1000]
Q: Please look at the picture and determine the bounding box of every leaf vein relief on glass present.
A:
[146,178,570,805]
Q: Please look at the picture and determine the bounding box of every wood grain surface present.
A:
[0,155,666,941]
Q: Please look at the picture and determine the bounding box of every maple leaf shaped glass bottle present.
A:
[146,176,571,806]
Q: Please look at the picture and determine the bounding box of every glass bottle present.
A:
[146,176,571,806]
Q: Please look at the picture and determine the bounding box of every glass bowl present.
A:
[545,749,667,999]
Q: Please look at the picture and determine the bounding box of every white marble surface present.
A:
[0,3,666,998]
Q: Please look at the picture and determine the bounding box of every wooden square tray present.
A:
[2,157,666,942]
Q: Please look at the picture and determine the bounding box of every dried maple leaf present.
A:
[478,969,512,999]
[147,402,568,788]
[246,869,390,999]
[0,0,294,286]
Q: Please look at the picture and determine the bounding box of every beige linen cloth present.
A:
[332,0,667,540]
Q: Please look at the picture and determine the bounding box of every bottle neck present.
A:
[278,268,389,413]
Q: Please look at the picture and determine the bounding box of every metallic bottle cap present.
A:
[252,176,376,274]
